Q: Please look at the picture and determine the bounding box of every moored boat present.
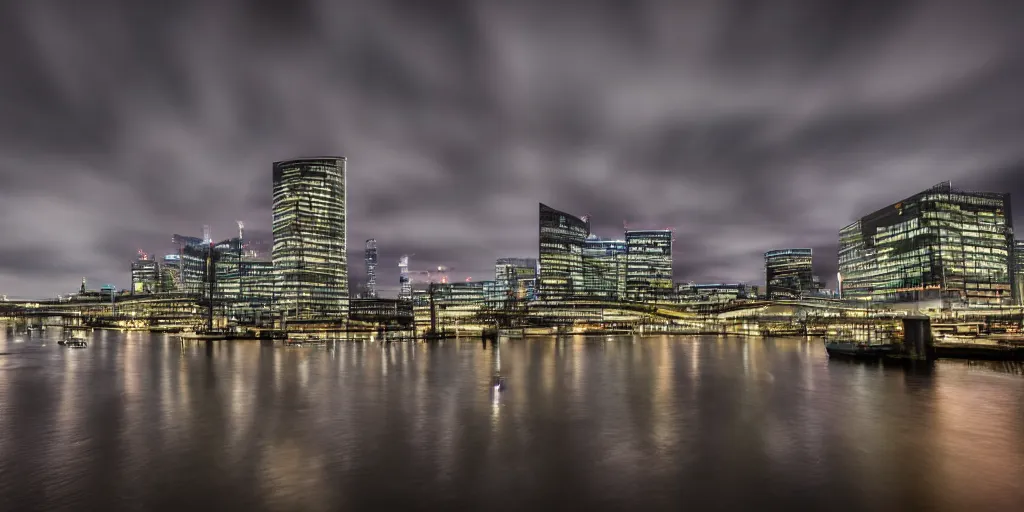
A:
[824,339,895,359]
[60,337,88,348]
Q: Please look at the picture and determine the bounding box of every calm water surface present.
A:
[1,329,1023,511]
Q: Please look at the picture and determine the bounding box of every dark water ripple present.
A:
[1,329,1022,511]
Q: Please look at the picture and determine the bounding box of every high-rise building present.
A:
[582,235,626,300]
[625,230,673,302]
[1014,240,1024,306]
[161,254,181,292]
[272,157,348,321]
[399,255,411,300]
[180,236,240,300]
[212,237,243,303]
[538,203,589,301]
[765,249,814,299]
[838,181,1013,306]
[364,239,378,299]
[494,257,538,306]
[131,252,160,294]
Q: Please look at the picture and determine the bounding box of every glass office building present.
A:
[765,249,814,299]
[625,230,673,302]
[176,234,274,323]
[1015,240,1024,306]
[494,257,537,305]
[582,235,626,300]
[412,281,491,335]
[130,256,160,294]
[272,157,349,321]
[180,237,240,299]
[538,203,589,301]
[364,239,378,299]
[837,181,1013,306]
[160,254,181,292]
[238,260,274,324]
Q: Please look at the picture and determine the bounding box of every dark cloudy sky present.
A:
[1,0,1023,299]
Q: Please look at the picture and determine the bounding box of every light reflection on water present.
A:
[0,328,1022,510]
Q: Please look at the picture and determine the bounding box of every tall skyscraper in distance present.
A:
[838,181,1013,306]
[538,203,589,301]
[365,239,378,299]
[398,255,411,301]
[1014,240,1024,306]
[272,157,348,321]
[625,230,673,302]
[765,249,814,299]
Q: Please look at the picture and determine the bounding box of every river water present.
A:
[0,329,1022,511]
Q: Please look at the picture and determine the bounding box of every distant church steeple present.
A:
[80,277,87,294]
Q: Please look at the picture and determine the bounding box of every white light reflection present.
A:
[273,347,283,393]
[298,355,309,389]
[227,346,257,464]
[257,440,328,510]
[742,339,750,376]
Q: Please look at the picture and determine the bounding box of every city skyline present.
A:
[2,0,1024,298]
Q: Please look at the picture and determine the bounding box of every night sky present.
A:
[1,0,1023,299]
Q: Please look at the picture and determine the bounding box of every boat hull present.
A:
[825,342,896,360]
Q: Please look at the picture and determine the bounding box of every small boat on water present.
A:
[179,330,231,340]
[59,337,88,348]
[285,339,305,347]
[491,376,506,392]
[824,339,895,359]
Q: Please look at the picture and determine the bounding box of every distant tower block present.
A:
[365,239,378,299]
[399,255,411,300]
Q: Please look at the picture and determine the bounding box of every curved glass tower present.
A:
[272,157,348,321]
[765,248,813,299]
[538,203,589,301]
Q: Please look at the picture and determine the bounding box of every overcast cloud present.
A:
[1,0,1022,298]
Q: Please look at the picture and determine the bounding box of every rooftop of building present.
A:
[273,156,346,165]
[764,248,813,257]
